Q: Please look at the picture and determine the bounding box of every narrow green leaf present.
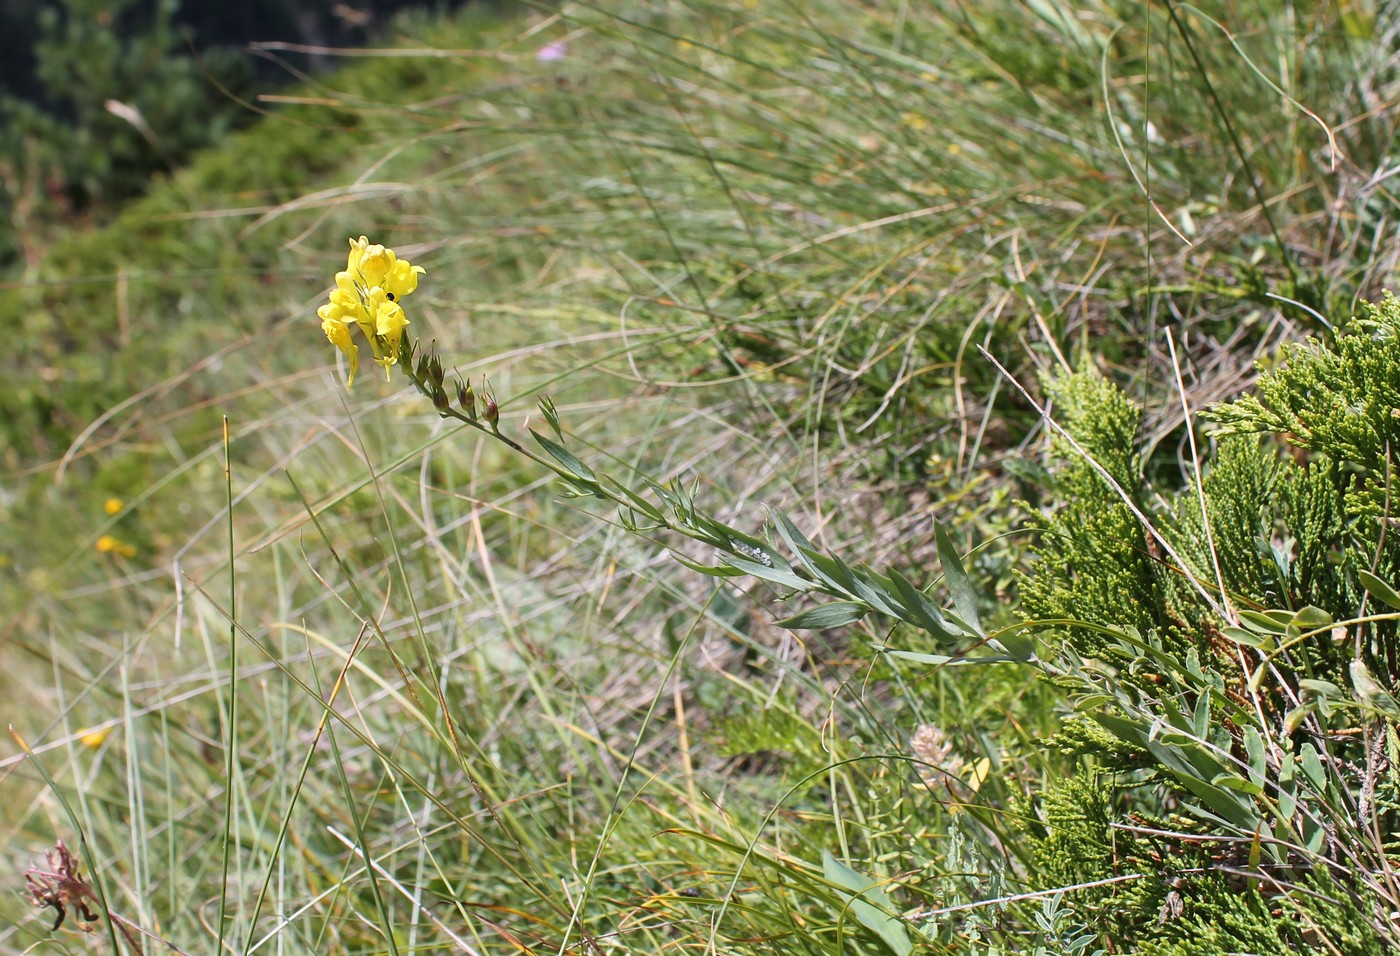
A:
[1351,659,1400,720]
[1300,743,1326,793]
[1283,702,1314,734]
[531,431,597,482]
[720,555,811,591]
[536,395,563,441]
[776,601,869,630]
[1299,679,1344,698]
[1243,726,1266,784]
[1305,822,1326,854]
[993,630,1036,662]
[1241,826,1274,868]
[800,546,857,594]
[1191,689,1210,739]
[768,506,818,555]
[1156,730,1203,749]
[1211,773,1263,796]
[1094,712,1151,748]
[935,520,982,635]
[671,552,746,578]
[886,569,970,647]
[1238,609,1292,634]
[603,476,664,522]
[1222,626,1274,650]
[765,511,857,595]
[1292,605,1334,629]
[885,650,1012,666]
[1148,732,1232,787]
[768,509,829,584]
[1158,758,1260,831]
[821,852,913,956]
[1177,799,1261,839]
[1358,568,1400,610]
[842,567,907,619]
[1248,661,1269,694]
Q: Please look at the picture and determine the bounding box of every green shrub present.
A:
[0,0,254,267]
[1010,293,1400,951]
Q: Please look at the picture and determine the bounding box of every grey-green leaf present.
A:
[776,601,869,630]
[935,520,982,635]
[671,553,746,578]
[721,555,811,591]
[531,431,597,482]
[822,852,913,956]
[1300,743,1326,793]
[1358,568,1400,611]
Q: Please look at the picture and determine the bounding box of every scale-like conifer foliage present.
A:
[1018,297,1400,951]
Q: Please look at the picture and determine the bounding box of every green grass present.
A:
[3,0,1396,952]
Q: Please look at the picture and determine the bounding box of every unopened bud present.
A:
[458,382,477,418]
[484,396,499,428]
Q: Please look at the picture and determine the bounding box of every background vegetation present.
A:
[3,0,1398,953]
[0,0,472,272]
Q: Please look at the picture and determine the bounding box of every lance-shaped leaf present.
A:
[720,554,812,591]
[531,431,597,482]
[776,601,869,630]
[886,568,966,648]
[821,852,913,956]
[935,520,982,636]
[1358,568,1400,611]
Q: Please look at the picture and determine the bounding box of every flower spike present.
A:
[319,236,426,387]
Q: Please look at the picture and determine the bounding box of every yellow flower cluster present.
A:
[318,236,426,387]
[96,535,136,558]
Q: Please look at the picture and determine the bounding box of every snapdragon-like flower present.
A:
[318,236,426,387]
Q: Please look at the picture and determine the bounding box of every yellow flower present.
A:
[321,236,426,387]
[321,310,360,386]
[385,258,423,297]
[103,497,123,516]
[80,727,112,748]
[371,295,409,369]
[95,535,137,558]
[346,235,391,287]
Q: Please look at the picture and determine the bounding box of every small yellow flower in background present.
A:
[95,535,137,558]
[103,497,123,516]
[901,111,932,132]
[319,235,427,388]
[80,726,112,748]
